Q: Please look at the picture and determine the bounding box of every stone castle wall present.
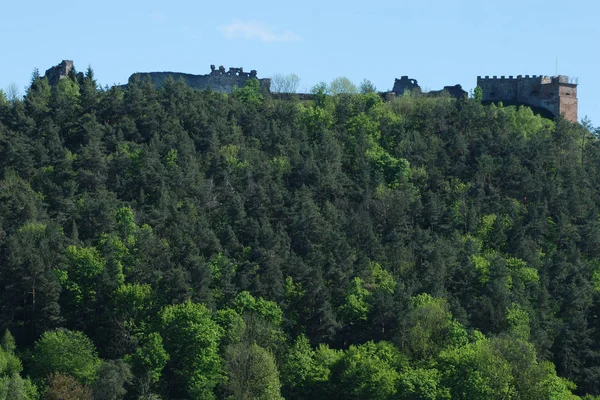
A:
[391,76,467,99]
[477,75,578,122]
[41,61,578,122]
[129,65,271,94]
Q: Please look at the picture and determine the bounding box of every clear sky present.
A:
[2,0,598,124]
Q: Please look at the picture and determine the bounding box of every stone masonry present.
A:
[41,61,579,122]
[44,60,75,86]
[477,75,578,122]
[392,76,467,99]
[129,65,271,94]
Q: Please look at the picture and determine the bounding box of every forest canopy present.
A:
[1,68,600,399]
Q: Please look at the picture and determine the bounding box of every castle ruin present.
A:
[129,65,271,94]
[391,76,468,99]
[41,61,579,123]
[477,75,578,122]
[44,60,75,86]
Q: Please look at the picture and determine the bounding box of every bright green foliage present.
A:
[57,78,80,102]
[299,100,334,133]
[336,341,405,400]
[506,105,554,138]
[220,144,247,170]
[281,335,329,393]
[115,206,137,242]
[232,292,286,351]
[506,303,531,340]
[405,294,467,360]
[233,291,283,326]
[340,277,371,323]
[477,214,498,240]
[113,283,154,337]
[346,111,410,187]
[129,333,168,385]
[225,342,283,400]
[32,329,101,385]
[233,78,263,106]
[165,148,178,167]
[367,262,397,294]
[473,86,483,101]
[491,336,579,400]
[60,245,106,305]
[158,301,223,400]
[506,257,540,284]
[471,254,492,284]
[535,361,579,400]
[438,336,516,400]
[214,308,246,347]
[398,367,450,400]
[593,267,600,292]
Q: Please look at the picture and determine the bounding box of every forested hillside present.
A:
[1,68,600,399]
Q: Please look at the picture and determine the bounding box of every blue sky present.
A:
[2,0,598,124]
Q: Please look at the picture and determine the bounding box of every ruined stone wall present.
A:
[129,65,271,94]
[392,76,422,95]
[44,60,75,86]
[391,76,466,98]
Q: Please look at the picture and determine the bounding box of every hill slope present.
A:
[1,72,599,399]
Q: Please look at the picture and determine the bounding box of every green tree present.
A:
[128,332,168,397]
[280,335,335,400]
[438,333,515,400]
[224,342,283,400]
[92,360,132,400]
[0,330,38,400]
[403,293,467,360]
[159,301,223,400]
[359,79,377,94]
[32,329,101,385]
[233,79,263,106]
[473,86,483,101]
[334,341,405,400]
[339,277,371,324]
[2,221,63,343]
[329,77,358,95]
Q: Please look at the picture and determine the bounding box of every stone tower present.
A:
[476,75,578,122]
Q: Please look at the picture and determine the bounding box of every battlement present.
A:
[477,74,578,122]
[209,65,258,79]
[478,75,543,81]
[476,75,573,84]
